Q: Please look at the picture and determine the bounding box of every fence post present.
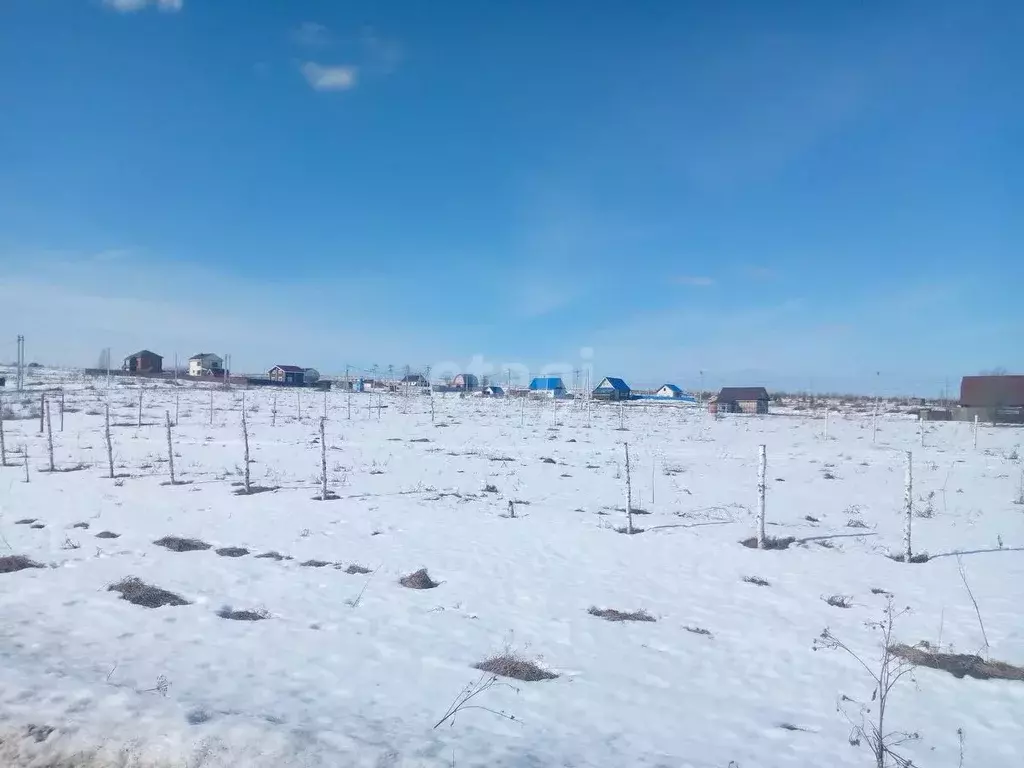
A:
[241,401,251,494]
[973,414,979,449]
[137,388,143,428]
[165,411,176,485]
[46,401,55,472]
[60,389,65,432]
[105,404,114,479]
[624,443,634,535]
[0,397,7,467]
[320,416,328,501]
[39,392,45,434]
[756,445,767,548]
[903,450,913,561]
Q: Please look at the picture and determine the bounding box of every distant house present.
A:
[123,350,163,374]
[188,353,223,377]
[452,373,480,390]
[402,373,428,387]
[711,387,770,414]
[269,365,306,385]
[656,384,684,398]
[482,385,505,397]
[592,377,631,401]
[529,377,567,398]
[958,375,1024,424]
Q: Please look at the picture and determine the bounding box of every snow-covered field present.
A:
[2,371,1023,767]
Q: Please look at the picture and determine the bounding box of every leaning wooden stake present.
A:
[903,450,913,562]
[756,444,767,548]
[624,443,634,534]
[165,411,176,485]
[241,402,251,494]
[105,404,114,479]
[319,416,328,501]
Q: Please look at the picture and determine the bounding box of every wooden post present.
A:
[0,397,7,467]
[105,404,114,479]
[624,443,634,534]
[174,391,179,426]
[824,409,829,441]
[210,389,215,425]
[756,444,767,548]
[903,450,913,561]
[23,446,30,483]
[872,405,878,443]
[319,416,328,501]
[347,389,352,421]
[323,389,328,421]
[297,389,302,420]
[60,389,65,432]
[137,388,143,428]
[973,414,979,449]
[241,403,251,494]
[272,393,278,427]
[39,392,45,434]
[45,401,55,472]
[619,401,625,430]
[165,411,176,484]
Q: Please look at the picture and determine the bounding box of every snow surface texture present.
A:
[1,370,1023,767]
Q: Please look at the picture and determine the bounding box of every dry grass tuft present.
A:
[823,594,852,608]
[108,576,190,608]
[887,552,931,564]
[587,606,655,622]
[345,564,372,575]
[743,575,771,587]
[473,652,558,682]
[0,555,44,574]
[95,531,120,539]
[217,606,269,621]
[889,644,1024,681]
[400,568,439,589]
[153,536,211,552]
[740,536,795,550]
[215,547,249,557]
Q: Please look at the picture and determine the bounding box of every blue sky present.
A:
[1,0,1020,394]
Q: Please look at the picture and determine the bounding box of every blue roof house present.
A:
[529,377,567,398]
[593,376,631,401]
[651,383,698,403]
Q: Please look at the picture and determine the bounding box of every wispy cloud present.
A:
[291,21,330,47]
[360,27,403,74]
[674,275,716,287]
[103,0,182,12]
[740,265,775,281]
[301,62,358,92]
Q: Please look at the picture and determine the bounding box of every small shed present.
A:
[655,384,684,398]
[592,377,631,401]
[529,377,567,398]
[452,373,480,390]
[123,350,163,374]
[269,365,306,385]
[711,387,770,414]
[402,373,428,387]
[482,385,505,397]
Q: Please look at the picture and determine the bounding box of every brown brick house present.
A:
[122,350,163,374]
[710,387,770,414]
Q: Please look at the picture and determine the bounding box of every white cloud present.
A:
[674,275,716,287]
[104,0,183,12]
[301,62,358,92]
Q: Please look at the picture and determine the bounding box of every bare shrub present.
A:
[886,552,930,564]
[400,568,439,589]
[847,518,869,529]
[300,559,331,568]
[95,531,120,539]
[587,606,655,622]
[813,599,919,767]
[108,576,190,608]
[684,625,712,637]
[345,564,372,575]
[61,536,81,550]
[154,536,211,552]
[743,575,770,587]
[255,551,288,561]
